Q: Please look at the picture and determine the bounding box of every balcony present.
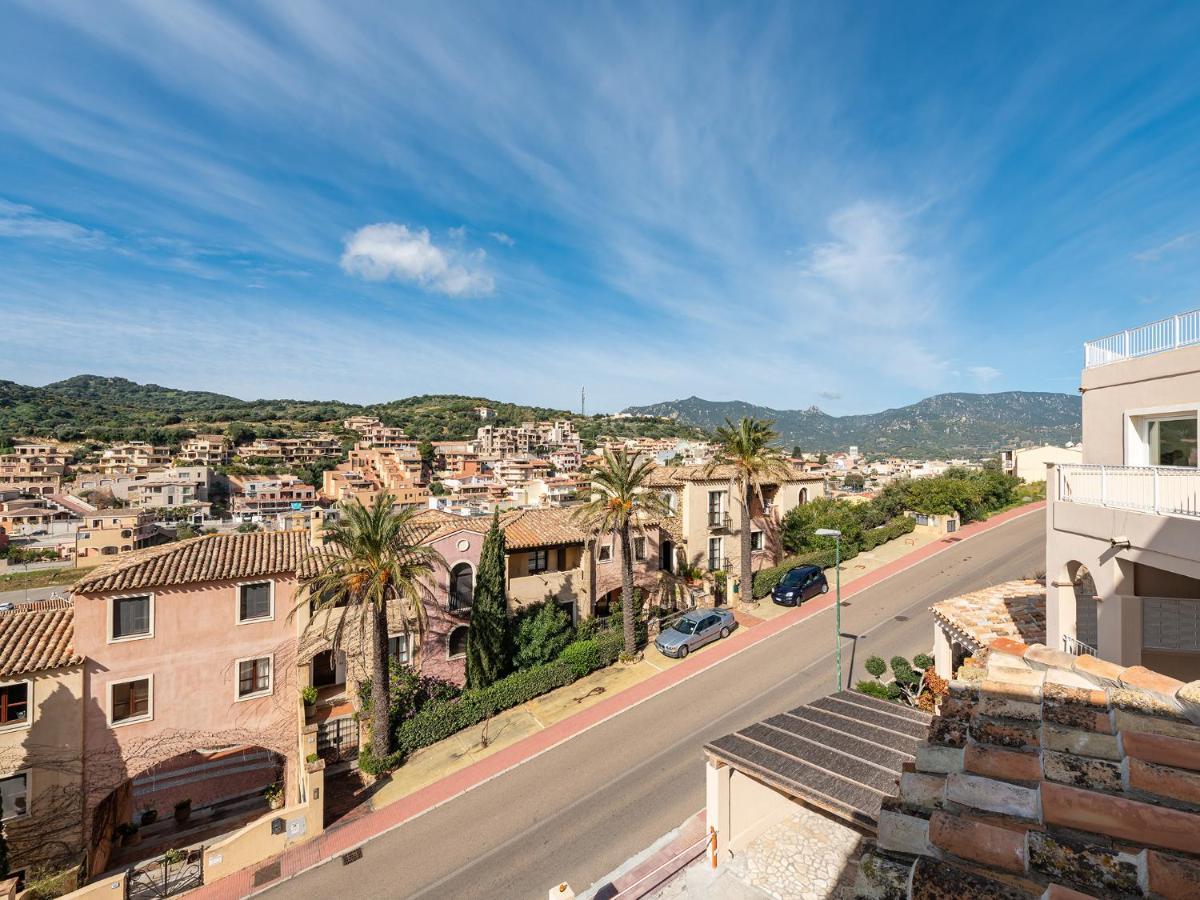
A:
[1057,464,1200,518]
[707,511,732,531]
[1085,309,1200,368]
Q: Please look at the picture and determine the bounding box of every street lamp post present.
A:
[815,528,843,691]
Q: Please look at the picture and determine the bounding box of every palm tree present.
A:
[298,494,445,760]
[705,418,795,605]
[573,450,672,657]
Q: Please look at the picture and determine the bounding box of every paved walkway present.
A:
[186,502,1045,900]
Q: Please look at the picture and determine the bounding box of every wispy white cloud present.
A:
[0,198,105,246]
[340,223,495,297]
[1134,231,1197,263]
[489,231,515,246]
[969,365,1002,385]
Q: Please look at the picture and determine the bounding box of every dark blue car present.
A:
[771,564,829,607]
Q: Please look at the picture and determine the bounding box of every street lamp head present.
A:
[815,528,842,537]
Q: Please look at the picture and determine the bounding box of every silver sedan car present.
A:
[654,608,737,658]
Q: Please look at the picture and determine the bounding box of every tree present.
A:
[704,418,795,606]
[817,452,828,465]
[512,599,574,669]
[843,472,865,490]
[791,446,803,459]
[572,450,672,657]
[298,494,445,760]
[467,512,511,687]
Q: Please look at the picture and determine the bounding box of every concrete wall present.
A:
[1012,446,1081,482]
[1081,344,1200,465]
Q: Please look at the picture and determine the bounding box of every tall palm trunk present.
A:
[619,522,637,656]
[371,602,392,758]
[739,477,753,605]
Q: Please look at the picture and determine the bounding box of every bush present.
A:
[855,680,895,700]
[358,745,404,776]
[394,630,624,757]
[512,600,576,669]
[752,517,915,598]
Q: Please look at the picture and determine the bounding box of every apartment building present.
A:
[491,458,552,487]
[431,441,478,475]
[76,510,159,561]
[73,466,213,510]
[96,442,173,475]
[228,475,317,517]
[178,434,231,466]
[548,447,581,472]
[10,442,73,465]
[999,444,1082,482]
[646,464,826,588]
[475,420,581,457]
[343,416,417,451]
[0,600,86,877]
[347,446,424,485]
[0,454,65,495]
[71,530,321,875]
[235,434,342,464]
[0,498,76,537]
[1048,309,1200,681]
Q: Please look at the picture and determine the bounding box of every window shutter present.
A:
[1142,597,1200,651]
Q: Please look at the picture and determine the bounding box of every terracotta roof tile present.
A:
[73,529,317,593]
[0,598,80,676]
[643,464,822,486]
[930,580,1046,653]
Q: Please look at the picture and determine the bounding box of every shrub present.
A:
[855,680,894,700]
[512,600,576,669]
[357,745,404,776]
[300,685,318,705]
[394,629,624,757]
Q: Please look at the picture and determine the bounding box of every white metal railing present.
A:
[1057,463,1200,518]
[1084,309,1200,367]
[1062,634,1097,657]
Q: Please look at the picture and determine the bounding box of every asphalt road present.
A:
[266,510,1044,900]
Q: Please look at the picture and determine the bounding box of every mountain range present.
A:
[623,392,1082,456]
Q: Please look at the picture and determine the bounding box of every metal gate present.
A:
[127,848,204,899]
[317,716,360,762]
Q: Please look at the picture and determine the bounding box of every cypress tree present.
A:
[466,512,511,688]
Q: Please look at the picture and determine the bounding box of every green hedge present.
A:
[751,516,915,598]
[394,629,624,756]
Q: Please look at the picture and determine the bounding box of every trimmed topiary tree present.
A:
[467,512,512,688]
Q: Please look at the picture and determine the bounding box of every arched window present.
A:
[799,488,808,504]
[448,626,469,659]
[450,563,474,612]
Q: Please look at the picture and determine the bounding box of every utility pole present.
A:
[581,386,586,417]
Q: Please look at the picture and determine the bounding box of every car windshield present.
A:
[780,570,807,587]
[672,618,699,635]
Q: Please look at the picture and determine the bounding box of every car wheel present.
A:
[719,626,730,639]
[821,583,829,594]
[678,644,689,658]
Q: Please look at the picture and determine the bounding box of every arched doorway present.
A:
[448,626,469,658]
[1060,561,1098,654]
[449,563,474,612]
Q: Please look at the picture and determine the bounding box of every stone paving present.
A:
[646,806,866,900]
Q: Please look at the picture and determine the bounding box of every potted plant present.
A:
[263,783,284,811]
[173,799,192,826]
[301,685,318,705]
[139,807,158,827]
[115,823,140,847]
[162,848,186,867]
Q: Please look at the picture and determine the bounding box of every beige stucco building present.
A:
[1047,310,1200,681]
[646,465,826,598]
[999,444,1082,482]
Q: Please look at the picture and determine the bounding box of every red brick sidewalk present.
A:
[192,502,1045,899]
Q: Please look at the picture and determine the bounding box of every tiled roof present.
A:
[74,529,317,593]
[705,690,932,830]
[499,507,586,549]
[857,632,1200,899]
[643,464,823,487]
[0,599,81,676]
[931,579,1046,653]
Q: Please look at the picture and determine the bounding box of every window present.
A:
[1147,416,1198,467]
[799,488,808,505]
[0,773,27,821]
[0,683,28,727]
[111,595,152,641]
[750,530,764,552]
[450,564,474,611]
[528,549,548,575]
[708,491,724,527]
[110,678,152,724]
[708,537,723,571]
[237,657,272,699]
[633,537,646,561]
[238,582,273,622]
[598,544,613,562]
[448,627,469,659]
[388,633,410,665]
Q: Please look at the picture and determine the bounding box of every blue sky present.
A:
[2,2,1200,414]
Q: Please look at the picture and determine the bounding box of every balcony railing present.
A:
[1085,309,1200,368]
[1058,464,1200,518]
[1061,634,1097,657]
[707,511,732,530]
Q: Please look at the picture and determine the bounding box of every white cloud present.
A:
[969,365,1002,384]
[0,199,105,246]
[1134,231,1196,263]
[340,223,495,297]
[489,231,515,246]
[817,390,842,400]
